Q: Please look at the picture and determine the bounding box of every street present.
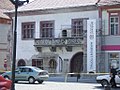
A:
[15,81,101,90]
[14,81,120,90]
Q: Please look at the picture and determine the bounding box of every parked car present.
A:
[1,66,49,84]
[96,69,120,87]
[0,75,12,89]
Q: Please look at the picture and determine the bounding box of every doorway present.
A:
[70,52,83,73]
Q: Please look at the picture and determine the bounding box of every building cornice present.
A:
[98,4,120,10]
[7,5,98,17]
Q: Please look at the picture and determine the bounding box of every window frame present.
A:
[32,59,43,69]
[71,18,84,37]
[40,21,54,38]
[109,14,119,35]
[108,53,119,69]
[21,22,35,40]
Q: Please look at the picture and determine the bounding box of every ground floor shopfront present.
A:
[14,36,120,73]
[16,49,84,74]
[15,50,120,74]
[101,52,120,72]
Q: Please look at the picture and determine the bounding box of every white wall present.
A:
[15,10,99,60]
[0,24,10,70]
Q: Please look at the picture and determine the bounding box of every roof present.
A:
[0,0,14,19]
[0,0,14,10]
[7,0,120,15]
[0,9,10,19]
[17,0,98,12]
[98,0,120,6]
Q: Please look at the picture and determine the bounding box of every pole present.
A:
[11,0,18,90]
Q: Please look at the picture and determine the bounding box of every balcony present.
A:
[34,37,83,47]
[34,37,83,52]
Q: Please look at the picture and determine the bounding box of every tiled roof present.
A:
[0,0,14,19]
[98,0,120,5]
[0,0,14,10]
[17,0,98,12]
[0,9,10,19]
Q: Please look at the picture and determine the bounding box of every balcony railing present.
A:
[34,37,83,47]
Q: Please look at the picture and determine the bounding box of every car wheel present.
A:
[38,80,43,84]
[28,77,35,84]
[4,76,10,80]
[101,79,109,87]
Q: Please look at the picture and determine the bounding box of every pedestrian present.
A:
[110,66,117,88]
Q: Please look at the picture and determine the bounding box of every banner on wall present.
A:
[87,19,96,73]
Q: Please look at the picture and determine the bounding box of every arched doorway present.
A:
[17,59,26,66]
[70,52,83,73]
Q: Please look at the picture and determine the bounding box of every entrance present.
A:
[70,52,83,73]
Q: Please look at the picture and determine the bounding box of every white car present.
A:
[96,69,120,87]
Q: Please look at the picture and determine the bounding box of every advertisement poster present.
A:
[87,19,96,73]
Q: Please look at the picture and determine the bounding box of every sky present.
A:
[29,0,35,2]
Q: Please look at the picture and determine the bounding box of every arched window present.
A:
[49,59,57,69]
[17,59,26,66]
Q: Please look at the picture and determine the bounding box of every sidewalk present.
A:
[47,76,97,83]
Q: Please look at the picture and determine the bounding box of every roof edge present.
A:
[5,4,98,16]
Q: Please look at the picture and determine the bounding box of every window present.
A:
[72,19,83,37]
[110,53,119,59]
[28,68,33,72]
[40,21,54,38]
[62,30,67,37]
[32,59,43,69]
[21,68,26,72]
[110,16,119,35]
[109,53,119,68]
[49,59,57,69]
[22,22,35,39]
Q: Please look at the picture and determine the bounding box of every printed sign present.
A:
[87,19,96,73]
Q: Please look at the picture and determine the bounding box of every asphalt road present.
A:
[14,81,105,90]
[14,81,120,90]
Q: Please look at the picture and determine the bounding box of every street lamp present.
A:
[9,0,29,90]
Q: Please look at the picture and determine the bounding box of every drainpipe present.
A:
[95,0,103,73]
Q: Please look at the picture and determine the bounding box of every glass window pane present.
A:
[115,17,118,23]
[115,24,118,35]
[110,53,119,58]
[110,24,114,35]
[110,18,114,23]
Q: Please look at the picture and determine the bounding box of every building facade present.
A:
[98,0,120,72]
[7,0,120,73]
[7,0,101,73]
[0,0,14,70]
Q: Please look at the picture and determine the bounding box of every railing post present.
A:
[64,73,68,82]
